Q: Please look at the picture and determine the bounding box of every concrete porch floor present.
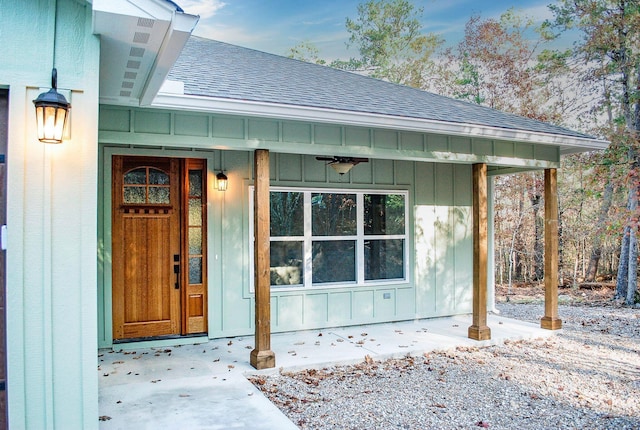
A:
[98,314,557,430]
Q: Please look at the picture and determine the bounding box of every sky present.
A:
[176,0,569,60]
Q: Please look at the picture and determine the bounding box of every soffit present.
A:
[92,0,198,106]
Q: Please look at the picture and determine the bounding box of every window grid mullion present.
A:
[303,191,313,287]
[357,193,365,284]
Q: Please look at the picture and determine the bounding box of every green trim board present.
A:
[99,105,561,169]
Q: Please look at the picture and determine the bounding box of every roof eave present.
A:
[93,0,199,106]
[150,92,610,152]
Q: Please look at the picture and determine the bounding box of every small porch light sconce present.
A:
[216,171,228,191]
[33,68,70,144]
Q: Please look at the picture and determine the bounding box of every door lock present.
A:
[174,254,180,289]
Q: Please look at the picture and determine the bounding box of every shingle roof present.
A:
[168,36,593,140]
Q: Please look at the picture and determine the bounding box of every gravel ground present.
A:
[251,303,640,429]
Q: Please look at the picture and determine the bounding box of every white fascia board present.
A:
[139,12,199,105]
[152,93,610,151]
[93,0,175,20]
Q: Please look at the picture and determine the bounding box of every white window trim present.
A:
[249,186,410,292]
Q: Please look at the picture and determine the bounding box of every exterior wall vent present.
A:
[137,18,154,28]
[133,32,150,44]
[129,47,145,58]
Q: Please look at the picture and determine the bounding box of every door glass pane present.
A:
[189,257,202,284]
[149,168,170,185]
[270,241,303,286]
[312,193,357,236]
[123,186,146,204]
[312,240,356,284]
[124,168,146,184]
[364,194,405,235]
[365,239,405,280]
[189,199,202,226]
[270,191,304,236]
[189,170,202,197]
[189,227,202,254]
[148,187,170,204]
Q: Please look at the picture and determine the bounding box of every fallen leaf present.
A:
[151,379,161,383]
[112,360,124,364]
[227,341,233,346]
[476,421,489,428]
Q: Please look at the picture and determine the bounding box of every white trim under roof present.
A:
[151,92,609,154]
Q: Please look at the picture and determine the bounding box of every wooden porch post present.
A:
[250,149,276,369]
[469,163,491,340]
[541,168,563,330]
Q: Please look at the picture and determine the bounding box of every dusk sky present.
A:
[177,0,575,60]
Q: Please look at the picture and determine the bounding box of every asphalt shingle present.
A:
[168,37,593,140]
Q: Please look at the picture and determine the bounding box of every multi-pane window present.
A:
[256,188,408,289]
[123,166,171,204]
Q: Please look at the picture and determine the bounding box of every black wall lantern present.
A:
[33,68,70,144]
[216,171,228,191]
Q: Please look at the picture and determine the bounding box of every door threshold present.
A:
[112,334,209,351]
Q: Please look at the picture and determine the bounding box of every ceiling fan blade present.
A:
[351,157,369,165]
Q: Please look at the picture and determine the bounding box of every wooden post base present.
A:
[250,349,276,370]
[468,325,491,341]
[540,317,562,330]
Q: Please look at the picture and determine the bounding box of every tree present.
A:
[550,0,640,304]
[447,9,571,122]
[343,0,442,86]
[286,41,327,65]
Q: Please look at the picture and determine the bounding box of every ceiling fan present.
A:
[316,156,369,175]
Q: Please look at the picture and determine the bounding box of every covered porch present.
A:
[250,149,563,369]
[98,313,556,429]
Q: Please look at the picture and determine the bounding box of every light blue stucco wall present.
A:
[96,106,491,347]
[0,0,100,428]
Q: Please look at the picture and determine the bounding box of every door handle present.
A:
[174,264,180,289]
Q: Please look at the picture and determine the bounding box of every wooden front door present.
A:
[112,156,207,341]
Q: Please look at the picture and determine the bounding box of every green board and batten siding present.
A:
[98,106,559,348]
[1,0,100,428]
